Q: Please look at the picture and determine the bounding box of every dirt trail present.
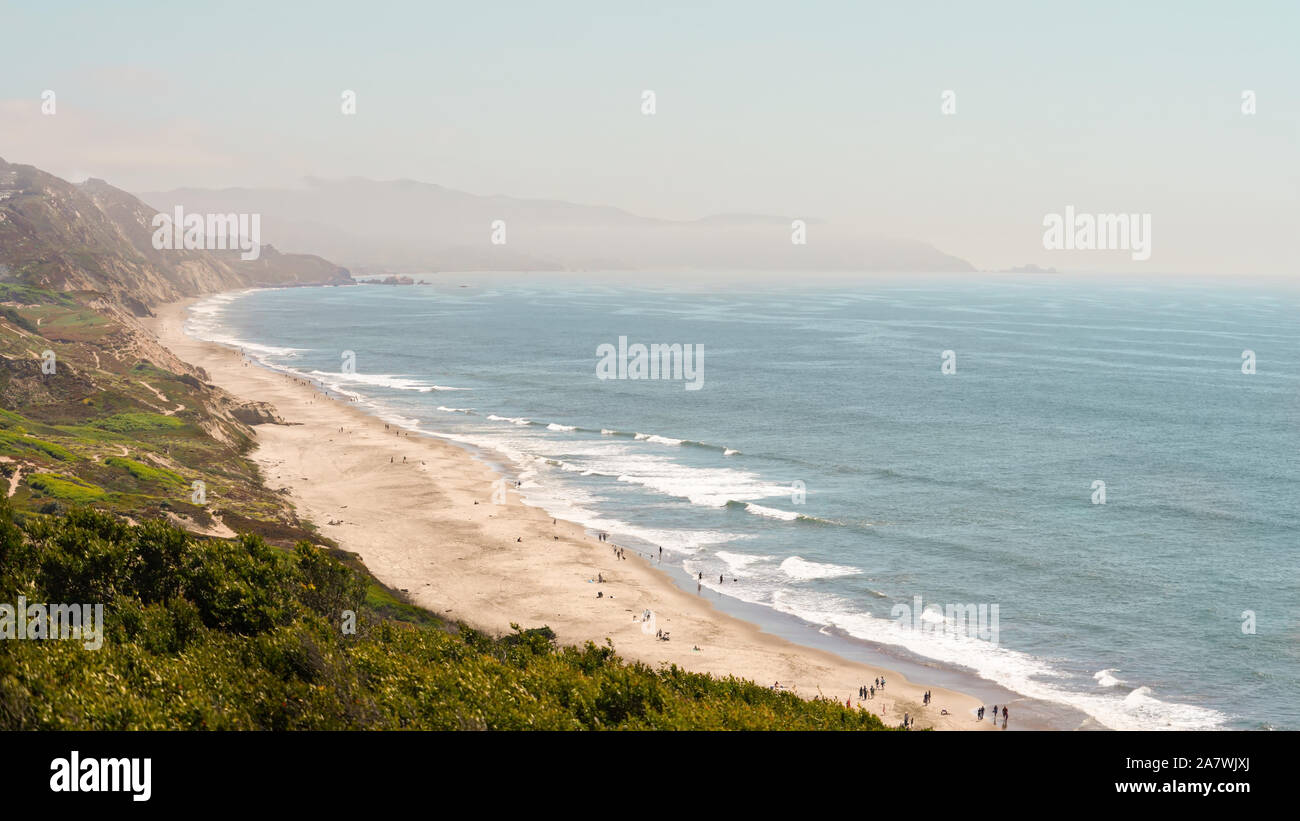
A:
[137,379,185,415]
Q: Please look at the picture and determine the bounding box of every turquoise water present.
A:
[188,273,1300,730]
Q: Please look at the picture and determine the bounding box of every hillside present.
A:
[0,159,351,541]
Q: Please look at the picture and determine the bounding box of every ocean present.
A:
[185,272,1300,730]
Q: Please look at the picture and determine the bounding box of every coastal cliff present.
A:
[0,158,351,312]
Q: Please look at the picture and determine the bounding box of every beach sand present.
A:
[145,297,997,731]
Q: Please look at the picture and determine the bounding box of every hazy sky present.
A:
[1,0,1296,274]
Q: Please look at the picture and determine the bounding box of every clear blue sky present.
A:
[1,0,1296,273]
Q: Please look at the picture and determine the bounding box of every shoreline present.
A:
[145,294,1019,731]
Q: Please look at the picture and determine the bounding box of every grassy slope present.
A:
[1,286,310,540]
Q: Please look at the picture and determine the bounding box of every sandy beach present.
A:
[145,296,997,731]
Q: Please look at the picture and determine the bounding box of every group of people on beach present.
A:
[856,680,947,727]
[696,571,738,585]
[977,704,1009,725]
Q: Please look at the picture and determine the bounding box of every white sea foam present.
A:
[1094,668,1123,688]
[760,591,1228,731]
[780,556,860,580]
[614,464,792,508]
[744,503,799,521]
[634,433,683,446]
[506,480,744,555]
[547,423,577,431]
[307,370,466,392]
[487,415,532,426]
[185,291,307,359]
[715,550,773,572]
[378,413,422,430]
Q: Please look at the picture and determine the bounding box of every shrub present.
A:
[104,456,184,486]
[0,506,893,731]
[89,413,184,434]
[28,473,104,503]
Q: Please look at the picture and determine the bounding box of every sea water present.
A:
[186,272,1300,730]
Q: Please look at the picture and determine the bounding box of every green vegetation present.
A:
[20,305,116,342]
[104,456,185,486]
[90,413,185,434]
[0,430,75,461]
[1,293,294,529]
[0,283,76,306]
[26,473,106,503]
[0,408,30,429]
[0,506,891,731]
[0,306,37,333]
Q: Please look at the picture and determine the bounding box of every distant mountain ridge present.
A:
[0,158,351,314]
[139,177,975,274]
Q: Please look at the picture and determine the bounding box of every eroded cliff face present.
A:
[0,158,351,310]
